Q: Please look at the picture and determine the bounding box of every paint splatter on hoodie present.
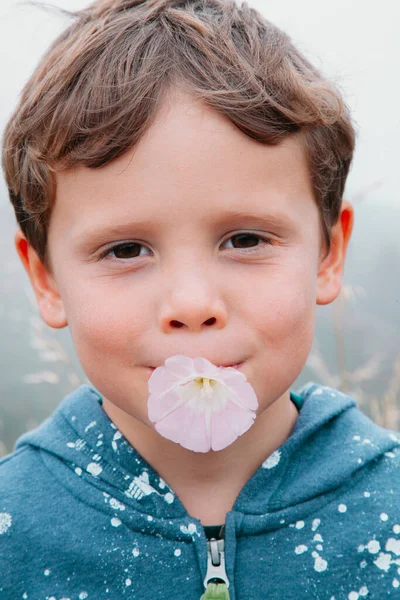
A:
[1,382,400,599]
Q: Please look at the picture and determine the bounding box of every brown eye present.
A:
[112,243,142,259]
[103,242,151,261]
[229,234,264,248]
[221,232,273,252]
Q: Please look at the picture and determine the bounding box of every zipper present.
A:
[203,538,230,588]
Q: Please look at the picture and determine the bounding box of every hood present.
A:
[16,383,400,538]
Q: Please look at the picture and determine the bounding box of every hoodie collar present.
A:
[16,383,400,531]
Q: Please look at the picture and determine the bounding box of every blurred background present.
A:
[0,0,399,457]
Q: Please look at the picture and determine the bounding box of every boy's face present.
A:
[18,90,353,437]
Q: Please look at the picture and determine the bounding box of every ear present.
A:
[14,229,68,328]
[316,200,354,306]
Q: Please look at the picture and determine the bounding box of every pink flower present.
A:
[148,355,258,452]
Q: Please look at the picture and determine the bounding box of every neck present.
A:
[102,391,298,526]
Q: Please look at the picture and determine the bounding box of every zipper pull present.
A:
[204,538,230,589]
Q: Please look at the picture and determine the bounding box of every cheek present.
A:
[246,262,317,351]
[60,279,152,366]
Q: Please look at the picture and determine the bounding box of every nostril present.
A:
[204,317,216,326]
[170,320,184,328]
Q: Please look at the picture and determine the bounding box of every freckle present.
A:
[174,548,182,557]
[295,520,305,529]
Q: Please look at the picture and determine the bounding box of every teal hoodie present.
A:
[1,382,400,599]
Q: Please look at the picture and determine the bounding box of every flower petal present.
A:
[147,355,259,452]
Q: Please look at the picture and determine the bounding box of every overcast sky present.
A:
[0,0,399,209]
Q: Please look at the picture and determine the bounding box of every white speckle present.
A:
[262,450,281,469]
[313,388,323,395]
[112,431,123,451]
[147,515,154,522]
[359,586,368,597]
[348,592,359,600]
[87,462,102,477]
[374,552,392,572]
[280,519,285,524]
[358,458,363,464]
[111,517,121,527]
[316,544,323,551]
[92,454,102,462]
[96,441,103,447]
[44,569,51,576]
[188,523,197,535]
[75,439,86,451]
[67,442,76,448]
[338,504,347,513]
[330,392,336,397]
[353,435,361,441]
[367,540,381,554]
[85,420,97,432]
[295,545,308,555]
[0,513,12,534]
[314,534,323,543]
[79,594,88,600]
[125,471,161,500]
[125,578,132,587]
[386,538,400,556]
[385,452,395,458]
[393,524,400,534]
[358,545,365,552]
[164,492,174,504]
[364,491,371,498]
[314,556,328,572]
[180,523,198,536]
[312,551,319,558]
[174,548,182,557]
[380,513,389,522]
[363,439,371,445]
[75,467,82,476]
[295,520,305,529]
[23,594,28,599]
[360,560,367,568]
[132,547,140,557]
[312,518,321,531]
[393,579,400,589]
[159,478,166,489]
[109,498,126,511]
[389,434,399,442]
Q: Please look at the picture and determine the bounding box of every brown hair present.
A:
[2,0,355,272]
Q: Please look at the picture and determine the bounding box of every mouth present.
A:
[148,361,244,371]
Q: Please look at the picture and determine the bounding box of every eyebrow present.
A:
[72,208,296,251]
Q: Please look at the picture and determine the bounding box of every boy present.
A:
[1,0,399,598]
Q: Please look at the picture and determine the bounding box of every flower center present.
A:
[197,377,216,398]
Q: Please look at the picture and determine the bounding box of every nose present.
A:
[159,269,228,333]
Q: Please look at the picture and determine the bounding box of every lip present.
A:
[148,361,245,371]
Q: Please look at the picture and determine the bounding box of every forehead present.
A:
[52,91,317,240]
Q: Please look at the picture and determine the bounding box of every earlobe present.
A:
[14,230,68,329]
[316,201,354,306]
